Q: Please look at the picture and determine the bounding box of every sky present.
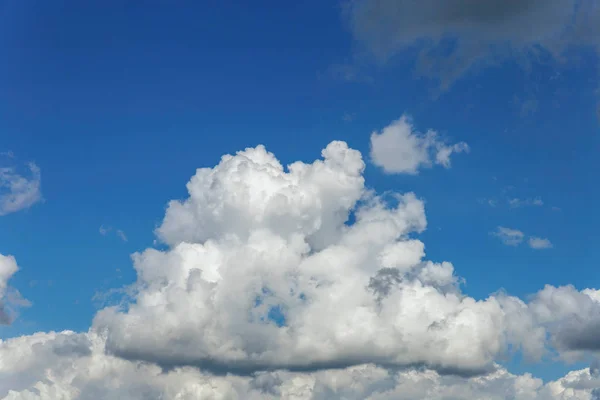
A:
[1,0,600,399]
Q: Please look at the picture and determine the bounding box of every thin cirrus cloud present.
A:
[508,197,544,208]
[370,115,469,174]
[0,139,595,399]
[344,0,600,89]
[99,225,128,242]
[0,154,42,217]
[492,226,552,250]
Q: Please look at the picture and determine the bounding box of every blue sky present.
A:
[1,1,600,397]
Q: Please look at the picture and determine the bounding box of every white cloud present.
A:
[492,226,525,246]
[0,254,29,325]
[1,141,599,399]
[370,115,469,174]
[528,237,553,250]
[0,162,42,216]
[99,225,110,236]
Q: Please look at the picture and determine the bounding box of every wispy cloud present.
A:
[116,230,128,242]
[0,157,43,217]
[99,225,128,242]
[342,112,356,123]
[508,197,544,208]
[492,226,524,246]
[492,226,553,250]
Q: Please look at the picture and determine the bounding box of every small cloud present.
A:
[508,197,544,208]
[0,160,43,216]
[100,225,128,242]
[528,237,553,250]
[116,230,128,242]
[477,198,497,207]
[370,115,469,174]
[342,112,356,123]
[551,206,562,212]
[492,226,524,246]
[513,95,539,117]
[532,198,544,206]
[328,63,373,83]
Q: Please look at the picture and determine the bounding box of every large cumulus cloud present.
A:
[2,139,600,398]
[92,140,540,375]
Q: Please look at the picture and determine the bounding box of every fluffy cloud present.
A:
[345,0,600,88]
[94,140,549,377]
[530,285,600,356]
[370,115,469,174]
[1,141,599,398]
[0,161,42,216]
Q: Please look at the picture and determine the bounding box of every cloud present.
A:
[100,141,532,376]
[509,197,544,208]
[370,115,469,174]
[530,285,600,355]
[2,140,600,398]
[528,237,553,250]
[492,226,525,246]
[492,227,553,249]
[0,161,42,216]
[116,230,128,242]
[344,0,600,88]
[99,226,128,242]
[0,254,29,325]
[0,330,597,399]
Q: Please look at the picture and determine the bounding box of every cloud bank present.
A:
[1,140,599,398]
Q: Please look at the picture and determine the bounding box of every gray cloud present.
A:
[345,0,599,88]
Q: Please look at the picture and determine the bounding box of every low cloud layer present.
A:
[370,115,468,174]
[0,331,597,400]
[0,159,42,217]
[345,0,600,88]
[1,140,598,398]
